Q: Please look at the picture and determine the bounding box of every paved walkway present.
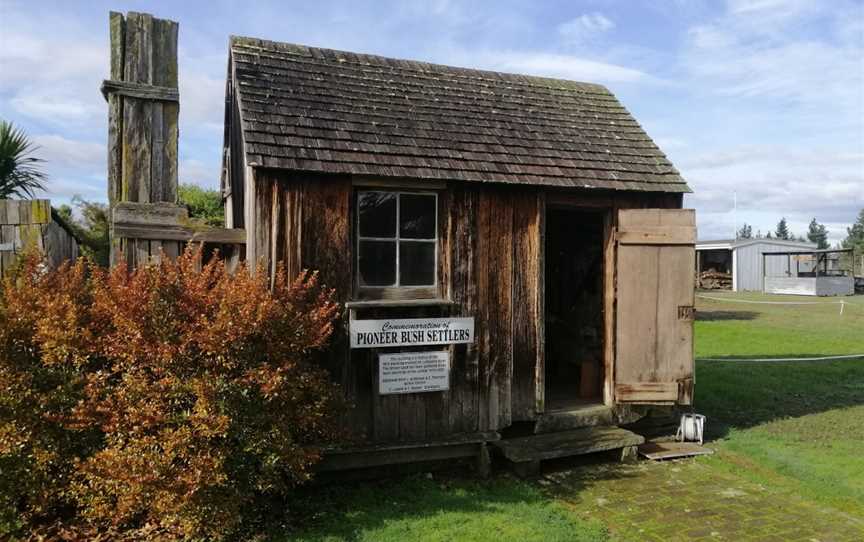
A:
[539,458,864,542]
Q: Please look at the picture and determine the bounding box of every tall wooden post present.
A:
[104,11,180,267]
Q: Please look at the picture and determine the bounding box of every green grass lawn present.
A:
[280,292,864,540]
[280,476,607,542]
[694,291,864,516]
[695,291,864,358]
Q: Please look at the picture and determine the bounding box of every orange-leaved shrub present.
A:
[0,248,344,539]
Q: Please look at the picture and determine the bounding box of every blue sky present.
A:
[1,0,862,242]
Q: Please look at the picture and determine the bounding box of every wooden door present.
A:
[614,209,696,405]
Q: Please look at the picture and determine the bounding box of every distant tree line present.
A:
[736,216,831,249]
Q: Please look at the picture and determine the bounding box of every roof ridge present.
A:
[229,35,611,93]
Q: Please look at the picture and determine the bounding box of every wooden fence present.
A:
[0,199,80,277]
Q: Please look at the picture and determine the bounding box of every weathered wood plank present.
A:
[615,382,678,402]
[113,201,245,243]
[150,101,164,200]
[448,186,479,435]
[17,200,31,225]
[5,201,20,225]
[615,208,695,406]
[189,229,247,244]
[616,209,660,387]
[372,349,400,442]
[254,171,272,274]
[114,201,188,225]
[152,17,178,204]
[655,211,696,405]
[475,188,495,431]
[492,426,644,463]
[300,176,352,299]
[398,388,427,442]
[270,175,284,283]
[107,13,125,227]
[135,238,150,267]
[161,101,179,203]
[101,79,179,102]
[121,12,154,203]
[161,240,180,259]
[511,189,541,420]
[602,209,616,406]
[243,166,257,267]
[30,200,50,224]
[617,225,696,245]
[487,190,513,429]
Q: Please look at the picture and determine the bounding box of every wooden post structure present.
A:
[104,11,181,267]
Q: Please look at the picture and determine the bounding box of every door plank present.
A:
[615,209,695,405]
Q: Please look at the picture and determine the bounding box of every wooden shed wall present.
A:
[0,200,80,278]
[251,168,681,444]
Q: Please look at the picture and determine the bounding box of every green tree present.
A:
[775,217,790,240]
[178,183,224,227]
[55,197,110,266]
[843,209,864,250]
[0,120,46,199]
[842,209,864,275]
[807,218,829,249]
[736,223,753,239]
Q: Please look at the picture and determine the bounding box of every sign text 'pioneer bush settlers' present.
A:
[349,317,475,348]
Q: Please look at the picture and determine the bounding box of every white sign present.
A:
[379,351,450,395]
[350,317,474,349]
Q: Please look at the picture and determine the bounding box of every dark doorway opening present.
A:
[545,208,605,411]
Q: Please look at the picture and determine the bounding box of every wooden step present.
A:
[534,404,616,434]
[492,426,645,465]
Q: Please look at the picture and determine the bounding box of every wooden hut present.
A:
[221,37,696,472]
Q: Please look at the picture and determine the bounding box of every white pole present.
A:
[733,190,738,239]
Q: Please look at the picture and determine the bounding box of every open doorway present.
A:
[545,207,605,411]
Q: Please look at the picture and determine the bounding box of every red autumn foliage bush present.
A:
[0,248,344,539]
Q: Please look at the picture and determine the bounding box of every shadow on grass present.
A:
[696,310,759,321]
[694,357,864,439]
[273,459,630,542]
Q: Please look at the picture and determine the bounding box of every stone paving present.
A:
[538,457,864,542]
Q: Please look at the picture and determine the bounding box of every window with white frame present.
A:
[357,191,438,291]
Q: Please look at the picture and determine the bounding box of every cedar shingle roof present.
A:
[229,36,690,193]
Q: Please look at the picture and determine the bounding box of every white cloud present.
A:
[179,67,225,133]
[461,50,648,84]
[683,144,863,243]
[179,158,220,187]
[725,0,817,19]
[9,89,103,122]
[557,13,615,46]
[32,134,104,169]
[0,15,106,127]
[683,2,864,116]
[676,1,864,244]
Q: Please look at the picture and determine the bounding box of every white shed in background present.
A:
[695,238,817,292]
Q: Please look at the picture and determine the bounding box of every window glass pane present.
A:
[399,194,436,239]
[359,241,396,286]
[358,192,396,237]
[400,241,435,286]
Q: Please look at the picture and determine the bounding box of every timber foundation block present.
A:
[492,426,645,477]
[315,431,499,473]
